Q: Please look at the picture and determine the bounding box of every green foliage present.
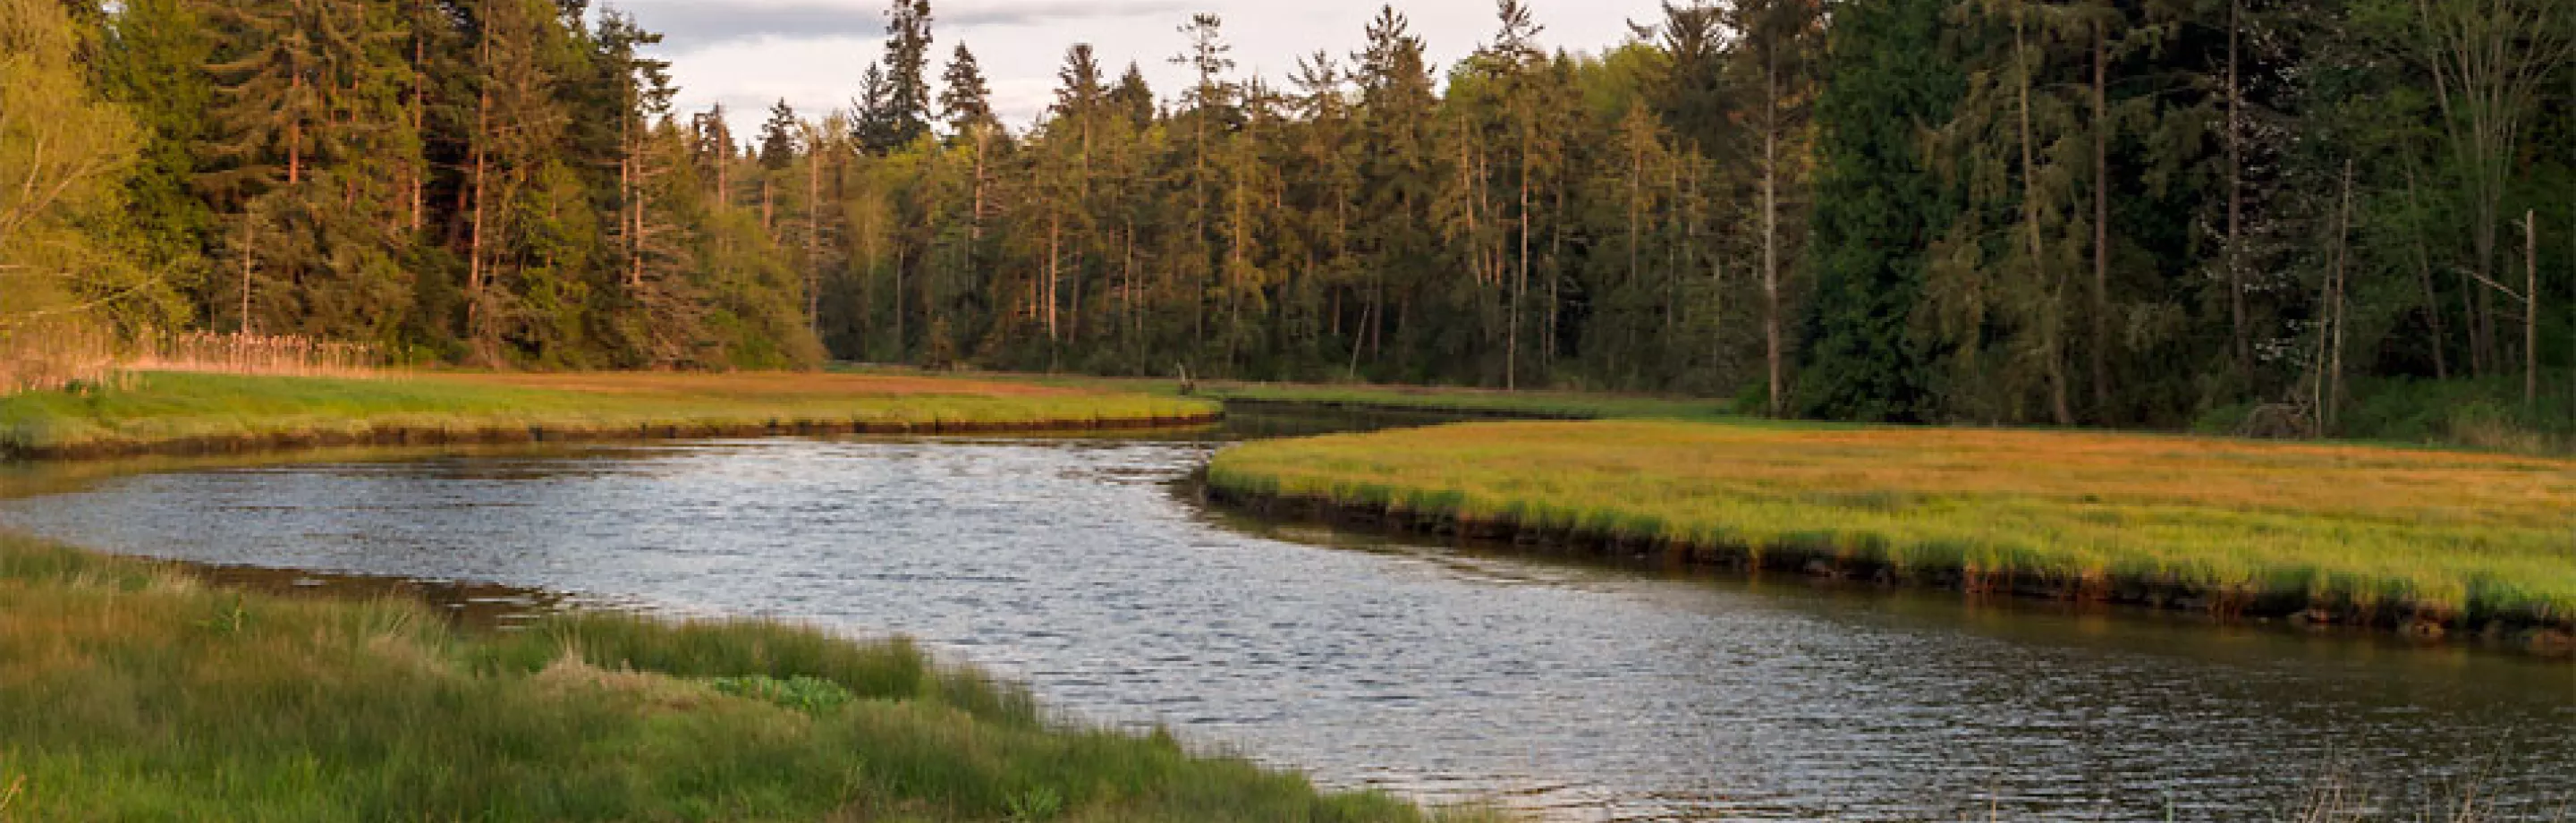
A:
[1793,0,1962,422]
[0,0,174,329]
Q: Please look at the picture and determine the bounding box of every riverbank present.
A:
[1204,420,2576,654]
[0,371,1220,460]
[0,534,1496,821]
[840,367,1729,421]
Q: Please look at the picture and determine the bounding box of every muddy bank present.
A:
[8,411,1224,461]
[1199,481,2576,659]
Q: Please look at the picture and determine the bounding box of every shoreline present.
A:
[0,370,1224,462]
[1198,479,2576,660]
[4,411,1226,462]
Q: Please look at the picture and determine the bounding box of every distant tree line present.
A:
[9,0,2573,432]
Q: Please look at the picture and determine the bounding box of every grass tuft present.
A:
[0,533,1503,822]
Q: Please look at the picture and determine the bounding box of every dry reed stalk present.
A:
[0,326,391,396]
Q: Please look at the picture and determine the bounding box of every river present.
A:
[1,409,2569,821]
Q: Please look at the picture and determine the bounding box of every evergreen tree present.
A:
[1794,0,1962,421]
[879,0,935,149]
[939,42,996,137]
[758,99,800,171]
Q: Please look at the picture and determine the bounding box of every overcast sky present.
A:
[614,0,1667,136]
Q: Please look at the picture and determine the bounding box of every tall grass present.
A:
[2,327,389,395]
[124,329,386,378]
[1206,420,2576,630]
[0,535,1497,822]
[0,371,1219,457]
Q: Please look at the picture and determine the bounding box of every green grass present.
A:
[0,371,1219,457]
[0,535,1500,822]
[1206,420,2576,628]
[835,366,1731,421]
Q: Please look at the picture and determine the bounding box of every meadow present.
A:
[0,370,1218,459]
[1205,420,2576,636]
[0,534,1496,821]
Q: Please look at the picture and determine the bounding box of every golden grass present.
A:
[1207,421,2576,624]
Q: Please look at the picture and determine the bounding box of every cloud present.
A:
[616,0,1191,49]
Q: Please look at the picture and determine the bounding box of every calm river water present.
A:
[1,413,2569,821]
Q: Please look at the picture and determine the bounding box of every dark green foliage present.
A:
[1793,0,1962,422]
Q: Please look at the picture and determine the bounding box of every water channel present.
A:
[1,408,2568,821]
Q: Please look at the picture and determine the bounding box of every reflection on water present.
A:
[0,428,2570,822]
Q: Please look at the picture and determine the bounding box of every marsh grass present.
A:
[0,535,1498,822]
[0,370,1218,457]
[1206,421,2576,629]
[838,367,1732,421]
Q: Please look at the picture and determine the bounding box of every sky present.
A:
[614,0,1668,136]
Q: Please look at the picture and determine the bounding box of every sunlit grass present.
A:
[1206,421,2576,624]
[837,366,1729,421]
[0,535,1503,822]
[0,371,1218,456]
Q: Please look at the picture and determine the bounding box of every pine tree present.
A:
[879,0,935,149]
[938,42,996,137]
[758,99,800,171]
[1794,0,1962,421]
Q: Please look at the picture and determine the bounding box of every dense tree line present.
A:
[8,0,2572,432]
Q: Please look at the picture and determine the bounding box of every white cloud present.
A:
[646,0,1665,136]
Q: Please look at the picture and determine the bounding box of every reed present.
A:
[123,329,386,378]
[1206,421,2576,632]
[1,327,399,397]
[0,534,1502,822]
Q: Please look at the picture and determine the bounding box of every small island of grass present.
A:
[1205,420,2576,644]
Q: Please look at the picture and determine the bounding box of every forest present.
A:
[4,0,2571,435]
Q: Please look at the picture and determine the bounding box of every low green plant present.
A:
[707,675,857,714]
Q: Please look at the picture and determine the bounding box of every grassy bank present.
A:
[0,371,1219,459]
[840,367,1728,421]
[1205,421,2576,641]
[0,535,1490,821]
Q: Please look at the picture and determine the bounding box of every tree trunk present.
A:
[2018,16,2072,426]
[807,139,823,336]
[1047,214,1063,344]
[287,72,303,187]
[468,71,491,364]
[2402,163,2448,380]
[2224,0,2247,379]
[2528,209,2538,409]
[1763,68,1784,418]
[409,13,426,233]
[237,210,257,334]
[2328,161,2353,435]
[2090,22,2112,422]
[1511,125,1530,392]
